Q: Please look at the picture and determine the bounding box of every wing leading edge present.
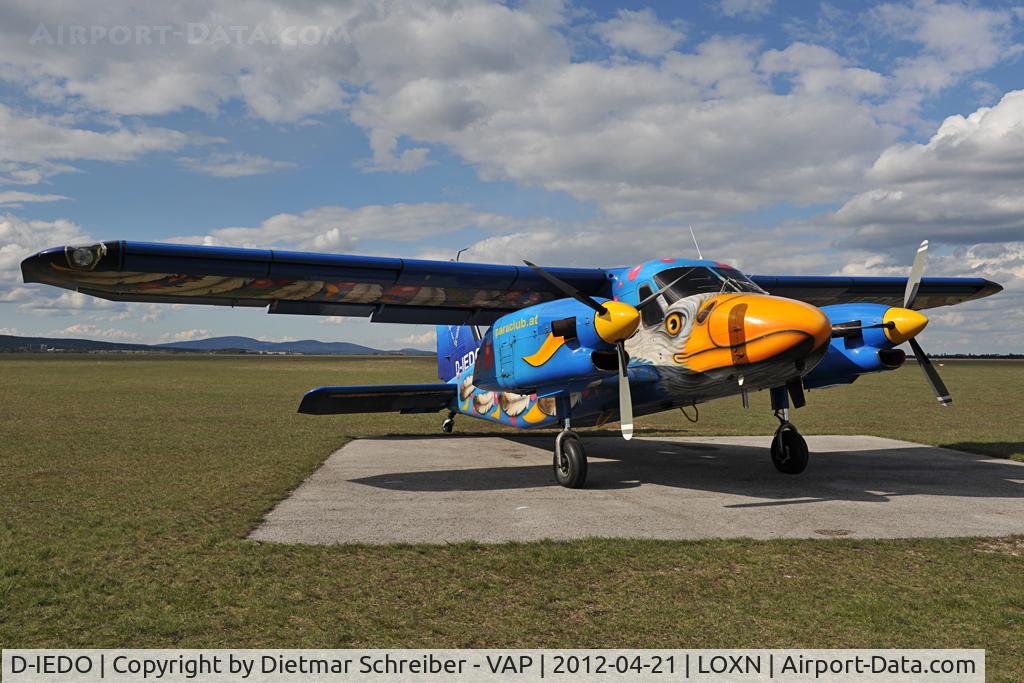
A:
[750,274,1001,310]
[20,241,611,326]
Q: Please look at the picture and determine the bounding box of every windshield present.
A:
[653,266,762,303]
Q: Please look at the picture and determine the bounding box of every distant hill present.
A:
[0,334,433,356]
[157,335,433,356]
[0,334,154,353]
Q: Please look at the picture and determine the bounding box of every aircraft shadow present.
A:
[941,442,1024,460]
[350,435,1024,506]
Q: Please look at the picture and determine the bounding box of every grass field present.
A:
[1,355,1022,679]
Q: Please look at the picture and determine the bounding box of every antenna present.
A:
[455,247,470,262]
[688,225,704,260]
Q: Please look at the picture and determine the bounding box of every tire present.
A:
[553,434,588,488]
[441,418,454,434]
[771,423,808,474]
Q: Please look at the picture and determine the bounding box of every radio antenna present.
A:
[688,225,704,260]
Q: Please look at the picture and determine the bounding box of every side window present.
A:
[637,284,664,327]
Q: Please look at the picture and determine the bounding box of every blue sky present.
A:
[1,0,1022,351]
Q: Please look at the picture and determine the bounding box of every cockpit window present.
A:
[653,266,762,303]
[637,284,664,326]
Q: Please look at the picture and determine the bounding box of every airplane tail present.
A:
[436,324,480,381]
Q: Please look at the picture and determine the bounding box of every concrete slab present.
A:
[249,435,1024,544]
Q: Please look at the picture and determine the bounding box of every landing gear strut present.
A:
[553,428,588,488]
[769,385,809,474]
[441,410,456,434]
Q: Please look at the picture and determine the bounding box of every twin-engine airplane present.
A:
[22,240,1001,487]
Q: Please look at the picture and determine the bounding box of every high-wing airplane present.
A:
[22,239,1001,487]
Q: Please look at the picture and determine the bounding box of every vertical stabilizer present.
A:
[436,324,480,381]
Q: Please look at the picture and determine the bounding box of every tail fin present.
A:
[436,324,480,381]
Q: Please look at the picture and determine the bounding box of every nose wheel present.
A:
[553,430,588,488]
[441,410,456,434]
[771,421,808,474]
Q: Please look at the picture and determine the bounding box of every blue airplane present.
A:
[21,239,1001,487]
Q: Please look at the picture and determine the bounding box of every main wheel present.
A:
[553,433,588,488]
[441,417,454,434]
[771,423,808,474]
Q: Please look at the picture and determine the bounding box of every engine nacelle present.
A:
[473,298,619,393]
[803,303,907,389]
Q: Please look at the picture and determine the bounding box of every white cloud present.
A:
[0,1,363,122]
[0,191,69,207]
[178,152,297,178]
[719,0,773,18]
[0,326,17,335]
[831,90,1024,247]
[870,0,1021,119]
[104,303,165,323]
[393,328,436,349]
[352,30,901,220]
[359,128,432,173]
[46,323,140,341]
[594,9,684,58]
[172,202,519,251]
[0,102,197,184]
[319,316,348,325]
[759,43,886,96]
[1,1,1018,225]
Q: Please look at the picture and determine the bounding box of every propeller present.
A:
[524,260,647,439]
[900,240,952,406]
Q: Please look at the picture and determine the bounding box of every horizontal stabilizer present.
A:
[298,384,456,415]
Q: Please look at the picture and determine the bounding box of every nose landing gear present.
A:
[770,384,809,474]
[771,421,809,474]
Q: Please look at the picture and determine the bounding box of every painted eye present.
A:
[665,312,683,336]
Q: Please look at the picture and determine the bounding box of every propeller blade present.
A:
[616,341,633,440]
[904,240,928,309]
[908,337,952,406]
[524,260,606,315]
[636,271,692,310]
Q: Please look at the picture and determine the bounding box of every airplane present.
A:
[21,239,1001,488]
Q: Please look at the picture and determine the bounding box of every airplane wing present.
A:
[298,384,456,415]
[750,275,1001,310]
[20,241,611,326]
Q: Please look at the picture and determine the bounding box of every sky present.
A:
[0,0,1022,352]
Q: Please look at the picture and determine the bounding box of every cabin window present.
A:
[637,284,665,326]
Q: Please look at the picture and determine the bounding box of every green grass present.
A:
[0,355,1022,679]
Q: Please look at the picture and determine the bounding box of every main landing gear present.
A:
[769,384,809,474]
[441,410,456,434]
[553,427,588,488]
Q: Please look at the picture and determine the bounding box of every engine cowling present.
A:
[472,297,630,393]
[803,303,921,388]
